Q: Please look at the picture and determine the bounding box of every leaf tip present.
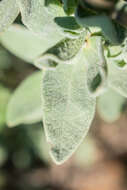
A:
[50,146,70,165]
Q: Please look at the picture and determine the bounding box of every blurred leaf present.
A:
[0,0,19,32]
[35,32,85,69]
[97,88,126,123]
[107,39,127,69]
[0,85,11,128]
[84,36,107,97]
[26,125,51,164]
[7,71,42,127]
[107,45,122,58]
[42,50,96,164]
[108,60,127,97]
[0,47,12,70]
[0,24,64,63]
[75,9,118,44]
[62,0,78,15]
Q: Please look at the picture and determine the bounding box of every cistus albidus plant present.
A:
[1,0,127,164]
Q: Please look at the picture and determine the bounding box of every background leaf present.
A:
[97,88,126,123]
[7,71,42,127]
[75,9,118,44]
[0,85,11,128]
[108,60,127,97]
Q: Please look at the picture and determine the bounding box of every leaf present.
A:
[0,85,11,128]
[7,71,42,127]
[108,60,127,97]
[0,24,64,63]
[75,8,118,44]
[55,16,83,38]
[84,36,107,97]
[106,39,127,69]
[17,0,65,36]
[97,88,125,123]
[0,0,19,32]
[62,0,78,15]
[35,32,86,69]
[42,50,96,164]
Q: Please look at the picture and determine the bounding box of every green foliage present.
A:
[0,0,127,164]
[0,85,11,128]
[41,50,96,164]
[0,0,19,32]
[97,88,126,123]
[7,72,42,126]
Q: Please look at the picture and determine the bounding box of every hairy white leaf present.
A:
[84,36,107,97]
[0,0,19,32]
[42,50,96,164]
[0,24,64,62]
[17,0,65,37]
[35,32,86,69]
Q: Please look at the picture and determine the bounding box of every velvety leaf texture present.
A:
[0,0,19,32]
[84,36,107,97]
[35,32,86,69]
[42,50,96,164]
[17,0,65,36]
[0,24,64,63]
[7,72,42,127]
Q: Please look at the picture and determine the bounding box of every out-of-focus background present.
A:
[1,17,127,190]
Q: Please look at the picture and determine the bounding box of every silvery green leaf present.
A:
[42,50,96,164]
[107,45,122,58]
[0,0,19,32]
[7,71,42,127]
[35,32,86,69]
[84,36,107,97]
[0,24,64,63]
[75,8,118,44]
[97,88,125,123]
[55,16,83,38]
[107,39,127,69]
[108,60,127,97]
[17,0,65,36]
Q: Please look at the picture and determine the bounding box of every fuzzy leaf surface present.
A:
[42,50,96,164]
[0,25,64,63]
[0,0,19,32]
[35,32,85,69]
[84,36,107,97]
[17,0,65,36]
